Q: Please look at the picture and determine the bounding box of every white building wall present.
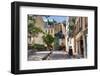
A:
[71,38,75,55]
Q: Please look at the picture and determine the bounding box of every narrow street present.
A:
[28,50,82,61]
[28,15,88,61]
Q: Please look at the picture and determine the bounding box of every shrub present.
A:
[32,44,46,51]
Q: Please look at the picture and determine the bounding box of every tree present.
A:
[68,17,76,37]
[42,34,54,60]
[68,17,76,55]
[28,15,43,37]
[42,34,54,50]
[44,16,57,26]
[28,15,44,47]
[28,15,35,34]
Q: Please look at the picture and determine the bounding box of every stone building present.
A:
[66,16,88,58]
[28,15,45,46]
[73,17,88,57]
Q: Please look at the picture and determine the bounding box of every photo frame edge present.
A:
[11,1,98,74]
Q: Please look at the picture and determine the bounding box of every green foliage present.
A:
[28,15,35,24]
[68,24,74,32]
[28,23,34,33]
[32,44,46,51]
[42,34,54,47]
[28,15,43,37]
[28,23,43,37]
[28,15,35,34]
[53,19,57,23]
[44,16,57,25]
[72,17,76,23]
[69,17,76,27]
[68,17,76,35]
[47,19,57,25]
[47,19,53,25]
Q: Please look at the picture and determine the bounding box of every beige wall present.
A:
[73,17,88,56]
[32,16,45,45]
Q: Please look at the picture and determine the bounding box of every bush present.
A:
[42,34,54,50]
[32,44,46,51]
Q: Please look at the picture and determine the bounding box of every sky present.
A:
[42,15,69,23]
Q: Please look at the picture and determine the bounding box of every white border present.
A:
[20,6,94,70]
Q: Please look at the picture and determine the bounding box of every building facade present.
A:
[73,17,88,58]
[66,16,88,58]
[28,15,45,46]
[54,23,66,51]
